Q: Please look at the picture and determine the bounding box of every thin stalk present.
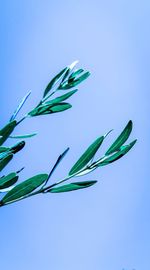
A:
[42,89,58,103]
[16,114,29,126]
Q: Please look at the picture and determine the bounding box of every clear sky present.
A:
[0,1,149,269]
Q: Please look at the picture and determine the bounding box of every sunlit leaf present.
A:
[1,174,48,205]
[0,173,18,189]
[9,133,37,139]
[49,180,97,193]
[10,91,31,122]
[0,154,13,172]
[0,121,17,146]
[105,121,133,155]
[69,136,104,176]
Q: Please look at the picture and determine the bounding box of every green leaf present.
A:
[43,67,68,98]
[49,180,97,193]
[44,89,78,105]
[9,141,25,154]
[105,121,133,155]
[69,136,105,176]
[28,102,72,116]
[0,121,17,146]
[48,148,69,179]
[9,133,37,139]
[1,174,48,205]
[93,140,137,167]
[0,154,13,172]
[69,69,84,81]
[59,71,90,90]
[43,147,70,187]
[0,173,18,189]
[10,91,31,122]
[50,103,72,113]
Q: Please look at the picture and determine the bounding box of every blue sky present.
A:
[0,1,149,269]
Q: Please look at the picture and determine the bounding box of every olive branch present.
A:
[0,61,137,207]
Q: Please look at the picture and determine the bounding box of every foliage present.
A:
[0,61,137,207]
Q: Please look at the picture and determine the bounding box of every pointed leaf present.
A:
[9,141,25,154]
[43,147,70,187]
[49,180,97,193]
[105,121,133,155]
[93,140,137,167]
[10,91,31,122]
[9,133,37,139]
[0,173,18,189]
[69,136,104,176]
[1,174,48,205]
[50,103,72,113]
[0,154,13,172]
[48,147,69,179]
[0,121,17,146]
[44,89,78,105]
[43,67,68,98]
[28,103,72,116]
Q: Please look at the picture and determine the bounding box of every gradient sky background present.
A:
[0,1,149,269]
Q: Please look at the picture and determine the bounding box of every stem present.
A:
[0,173,76,207]
[42,89,58,103]
[16,114,29,126]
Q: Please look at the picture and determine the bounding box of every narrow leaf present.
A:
[28,103,72,116]
[48,148,69,179]
[43,67,68,98]
[49,103,72,113]
[49,180,97,193]
[44,89,78,105]
[10,91,31,122]
[0,173,18,189]
[93,140,137,167]
[1,174,48,205]
[0,154,13,172]
[9,141,25,154]
[0,121,17,146]
[69,136,104,176]
[9,133,37,139]
[105,121,133,155]
[43,147,70,187]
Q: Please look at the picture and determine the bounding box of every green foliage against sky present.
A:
[0,61,136,207]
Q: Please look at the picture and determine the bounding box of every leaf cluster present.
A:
[0,62,137,207]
